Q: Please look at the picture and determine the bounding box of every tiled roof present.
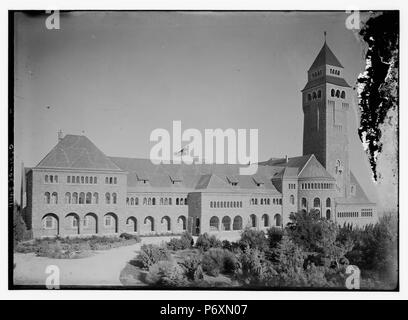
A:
[36,135,122,171]
[302,75,351,91]
[109,157,280,193]
[309,42,343,70]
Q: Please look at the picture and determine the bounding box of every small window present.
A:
[45,216,54,229]
[331,89,335,97]
[105,216,112,226]
[67,176,70,183]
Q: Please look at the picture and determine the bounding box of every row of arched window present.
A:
[209,213,282,231]
[307,90,322,101]
[210,201,243,209]
[337,211,359,218]
[330,89,346,99]
[361,209,373,217]
[301,182,334,190]
[311,69,323,78]
[67,175,97,184]
[45,175,58,183]
[64,192,99,204]
[126,197,188,206]
[105,177,118,184]
[301,197,331,208]
[250,198,282,205]
[45,192,117,205]
[330,68,340,76]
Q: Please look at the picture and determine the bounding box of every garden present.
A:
[121,211,398,289]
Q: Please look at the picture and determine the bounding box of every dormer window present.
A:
[169,174,182,185]
[136,173,149,185]
[226,175,239,187]
[253,177,264,187]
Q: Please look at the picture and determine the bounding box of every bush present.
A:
[137,244,171,270]
[238,228,268,251]
[238,247,265,284]
[119,232,141,242]
[267,227,283,249]
[202,248,239,276]
[179,252,204,281]
[195,233,222,251]
[146,260,187,287]
[166,232,194,251]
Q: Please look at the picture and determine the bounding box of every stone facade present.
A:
[22,41,377,239]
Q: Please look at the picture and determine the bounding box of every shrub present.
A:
[267,227,283,249]
[202,248,239,276]
[146,260,187,287]
[166,232,194,251]
[238,228,268,251]
[179,252,204,281]
[238,247,265,284]
[195,233,222,251]
[137,244,171,270]
[119,233,141,242]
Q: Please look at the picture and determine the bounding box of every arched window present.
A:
[55,176,58,183]
[109,177,113,184]
[152,197,155,205]
[290,195,295,205]
[176,198,179,205]
[131,198,134,205]
[178,216,187,230]
[50,175,54,183]
[233,216,243,230]
[260,199,264,205]
[147,198,151,205]
[86,192,92,204]
[185,198,187,205]
[222,216,231,231]
[326,209,331,220]
[51,192,58,204]
[114,177,117,184]
[180,198,184,205]
[301,197,307,208]
[93,192,98,204]
[81,176,84,184]
[313,197,321,208]
[76,176,80,184]
[210,201,213,208]
[307,93,311,101]
[44,192,50,204]
[79,192,85,204]
[126,197,129,205]
[312,92,317,100]
[72,192,78,204]
[135,197,139,205]
[317,90,321,98]
[169,198,172,205]
[94,177,97,184]
[161,216,171,232]
[331,89,335,97]
[336,90,340,98]
[65,192,71,204]
[274,214,282,227]
[105,177,109,184]
[143,197,147,205]
[112,193,117,204]
[90,176,93,184]
[210,216,219,231]
[341,91,345,99]
[164,198,168,205]
[85,176,89,184]
[45,175,49,183]
[105,193,111,204]
[262,214,269,227]
[144,216,154,232]
[250,214,257,228]
[326,198,331,207]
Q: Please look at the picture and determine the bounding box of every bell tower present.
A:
[302,37,351,198]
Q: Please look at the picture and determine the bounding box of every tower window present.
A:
[331,89,335,97]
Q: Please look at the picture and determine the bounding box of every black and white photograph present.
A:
[8,8,399,294]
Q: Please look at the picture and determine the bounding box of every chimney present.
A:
[285,155,289,163]
[58,129,64,142]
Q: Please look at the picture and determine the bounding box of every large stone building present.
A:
[21,41,377,238]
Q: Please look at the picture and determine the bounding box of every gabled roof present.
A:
[336,171,374,205]
[36,135,122,171]
[309,42,343,70]
[260,154,334,180]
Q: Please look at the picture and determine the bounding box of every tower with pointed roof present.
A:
[302,38,352,198]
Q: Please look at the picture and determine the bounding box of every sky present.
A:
[13,11,378,202]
